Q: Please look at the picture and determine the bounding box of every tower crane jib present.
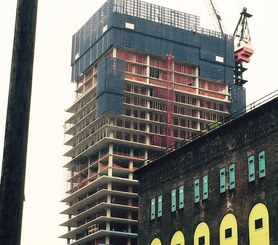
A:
[204,0,225,34]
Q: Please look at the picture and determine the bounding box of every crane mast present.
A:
[203,1,253,86]
[233,7,253,86]
[233,7,252,46]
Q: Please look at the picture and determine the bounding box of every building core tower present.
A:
[60,0,241,244]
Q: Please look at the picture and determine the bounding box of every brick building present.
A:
[135,95,278,245]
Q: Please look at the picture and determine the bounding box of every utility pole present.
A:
[0,0,38,244]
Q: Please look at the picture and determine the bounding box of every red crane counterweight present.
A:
[234,46,254,63]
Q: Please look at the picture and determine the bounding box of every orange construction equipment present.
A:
[166,54,175,150]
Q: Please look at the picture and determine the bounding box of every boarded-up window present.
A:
[203,175,208,200]
[171,189,177,212]
[179,186,184,209]
[258,151,266,178]
[194,179,200,203]
[151,198,155,220]
[248,155,255,182]
[229,163,235,190]
[220,168,226,193]
[157,195,162,217]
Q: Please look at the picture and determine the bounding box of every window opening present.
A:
[225,228,232,238]
[198,236,205,245]
[255,218,263,229]
[150,68,160,78]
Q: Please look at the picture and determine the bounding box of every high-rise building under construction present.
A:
[60,0,245,244]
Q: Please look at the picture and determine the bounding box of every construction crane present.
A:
[233,7,253,86]
[203,1,253,86]
[204,0,225,34]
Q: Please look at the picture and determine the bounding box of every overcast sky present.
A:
[0,0,277,244]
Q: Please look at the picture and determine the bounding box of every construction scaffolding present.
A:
[61,1,240,245]
[71,0,234,84]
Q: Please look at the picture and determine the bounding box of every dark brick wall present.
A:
[136,97,278,245]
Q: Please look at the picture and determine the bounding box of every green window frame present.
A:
[171,189,177,212]
[194,179,200,203]
[157,195,162,217]
[248,155,255,182]
[203,175,208,200]
[258,150,266,178]
[229,163,236,190]
[178,185,184,209]
[151,197,155,220]
[220,168,226,193]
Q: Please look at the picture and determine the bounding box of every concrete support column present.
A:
[112,47,117,58]
[128,160,133,179]
[144,149,148,160]
[108,144,113,176]
[127,238,131,245]
[105,200,111,244]
[225,84,229,101]
[195,66,200,94]
[146,55,150,84]
[105,235,110,245]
